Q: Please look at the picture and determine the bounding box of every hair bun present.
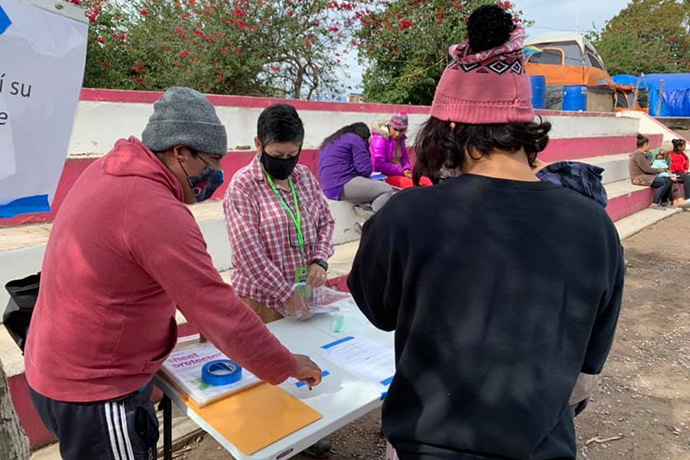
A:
[467,5,516,53]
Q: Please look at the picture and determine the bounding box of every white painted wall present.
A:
[68,100,643,157]
[69,101,431,156]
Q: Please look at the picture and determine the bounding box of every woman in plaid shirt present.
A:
[224,104,336,323]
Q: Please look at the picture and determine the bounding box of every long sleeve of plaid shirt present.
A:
[224,159,335,311]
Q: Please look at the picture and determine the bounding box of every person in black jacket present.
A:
[348,6,624,460]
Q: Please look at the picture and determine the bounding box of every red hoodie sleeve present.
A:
[123,187,296,385]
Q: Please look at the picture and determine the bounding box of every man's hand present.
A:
[284,292,310,319]
[291,354,323,388]
[307,264,327,288]
[403,170,412,179]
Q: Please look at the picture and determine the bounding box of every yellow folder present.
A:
[183,383,322,456]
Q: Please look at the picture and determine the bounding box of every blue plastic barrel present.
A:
[563,85,588,112]
[530,76,547,109]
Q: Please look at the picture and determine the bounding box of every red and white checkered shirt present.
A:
[223,157,335,313]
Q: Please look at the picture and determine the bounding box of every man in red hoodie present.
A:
[25,87,322,460]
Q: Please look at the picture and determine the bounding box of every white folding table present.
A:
[156,310,394,460]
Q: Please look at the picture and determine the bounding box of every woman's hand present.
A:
[307,264,327,288]
[403,170,412,179]
[284,292,310,319]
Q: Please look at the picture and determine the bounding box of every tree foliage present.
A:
[356,0,524,105]
[73,0,355,99]
[590,0,690,76]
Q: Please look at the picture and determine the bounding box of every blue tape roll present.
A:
[201,360,242,386]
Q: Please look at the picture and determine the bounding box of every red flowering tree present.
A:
[356,0,525,104]
[247,0,356,99]
[76,0,356,99]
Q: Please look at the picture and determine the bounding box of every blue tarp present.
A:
[613,73,690,117]
[612,74,648,90]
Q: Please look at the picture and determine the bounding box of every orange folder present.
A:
[182,383,322,456]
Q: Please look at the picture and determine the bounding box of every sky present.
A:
[340,0,632,95]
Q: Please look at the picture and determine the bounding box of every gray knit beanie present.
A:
[142,87,227,155]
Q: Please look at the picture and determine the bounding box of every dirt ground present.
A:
[181,212,690,460]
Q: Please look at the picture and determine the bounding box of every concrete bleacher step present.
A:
[581,153,632,185]
[616,206,684,240]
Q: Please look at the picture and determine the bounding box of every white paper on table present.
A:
[160,342,260,407]
[318,336,395,386]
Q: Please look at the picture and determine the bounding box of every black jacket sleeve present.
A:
[582,244,625,374]
[347,210,402,331]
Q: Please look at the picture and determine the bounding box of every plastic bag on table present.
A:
[292,282,354,315]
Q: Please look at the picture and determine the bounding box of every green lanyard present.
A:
[265,175,304,253]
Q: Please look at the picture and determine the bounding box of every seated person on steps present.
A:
[318,122,395,218]
[629,134,686,210]
[370,113,433,189]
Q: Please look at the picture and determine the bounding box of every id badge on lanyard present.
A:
[266,175,308,284]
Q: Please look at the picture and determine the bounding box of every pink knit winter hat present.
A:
[430,26,534,124]
[389,112,409,130]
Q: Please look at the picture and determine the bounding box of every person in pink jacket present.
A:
[370,112,433,189]
[24,87,322,460]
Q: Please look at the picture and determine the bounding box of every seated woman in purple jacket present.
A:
[370,113,433,189]
[318,122,394,213]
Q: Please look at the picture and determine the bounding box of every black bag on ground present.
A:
[4,272,40,352]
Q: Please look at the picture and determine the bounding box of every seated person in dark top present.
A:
[348,6,625,460]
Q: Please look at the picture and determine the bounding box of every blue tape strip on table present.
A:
[380,376,394,400]
[380,376,394,386]
[0,6,11,35]
[320,336,355,350]
[295,371,331,388]
[201,360,242,386]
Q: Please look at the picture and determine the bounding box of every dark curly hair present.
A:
[413,118,551,184]
[672,138,686,153]
[257,104,305,148]
[320,123,371,149]
[467,4,516,53]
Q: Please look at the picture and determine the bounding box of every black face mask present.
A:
[260,150,300,180]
